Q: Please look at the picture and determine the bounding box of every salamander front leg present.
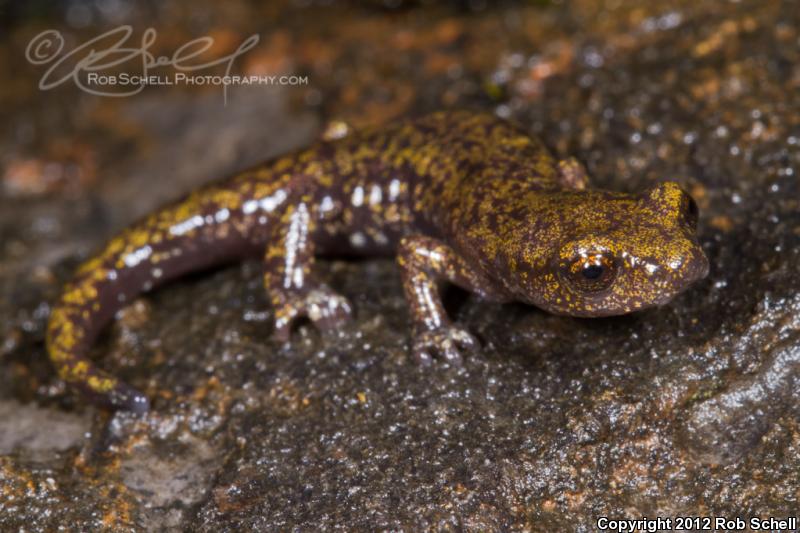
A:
[397,235,503,366]
[556,157,589,190]
[264,202,353,342]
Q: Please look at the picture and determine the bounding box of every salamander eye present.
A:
[562,253,617,292]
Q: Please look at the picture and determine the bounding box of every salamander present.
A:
[45,111,709,413]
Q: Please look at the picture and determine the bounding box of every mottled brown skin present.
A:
[46,111,709,412]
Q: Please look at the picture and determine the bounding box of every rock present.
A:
[1,0,799,530]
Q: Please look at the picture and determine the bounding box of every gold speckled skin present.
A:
[46,111,708,412]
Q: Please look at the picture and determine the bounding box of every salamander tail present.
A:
[46,277,150,413]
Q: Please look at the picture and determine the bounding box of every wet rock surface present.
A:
[1,0,800,530]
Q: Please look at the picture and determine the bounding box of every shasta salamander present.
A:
[46,111,709,412]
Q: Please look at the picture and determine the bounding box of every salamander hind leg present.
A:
[397,235,503,366]
[270,286,353,342]
[264,201,353,342]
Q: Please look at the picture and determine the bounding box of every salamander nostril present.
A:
[683,195,699,228]
[687,197,698,219]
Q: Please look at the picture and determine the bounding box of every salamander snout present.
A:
[686,247,710,283]
[651,244,709,306]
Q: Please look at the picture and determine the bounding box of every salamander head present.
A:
[526,182,709,317]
